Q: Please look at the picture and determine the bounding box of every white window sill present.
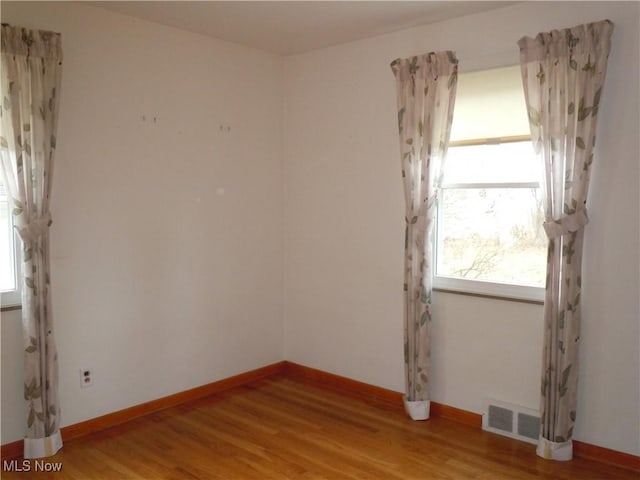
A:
[433,275,544,305]
[1,291,21,310]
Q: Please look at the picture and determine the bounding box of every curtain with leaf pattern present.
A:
[390,52,457,420]
[518,20,613,461]
[1,24,63,458]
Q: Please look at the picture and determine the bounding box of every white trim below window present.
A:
[1,234,21,307]
[433,275,544,303]
[1,287,21,308]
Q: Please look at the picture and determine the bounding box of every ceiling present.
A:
[89,1,514,55]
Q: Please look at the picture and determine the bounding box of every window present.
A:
[434,66,545,302]
[0,178,20,306]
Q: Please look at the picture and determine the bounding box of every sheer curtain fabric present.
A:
[391,52,458,420]
[0,25,64,458]
[518,20,614,461]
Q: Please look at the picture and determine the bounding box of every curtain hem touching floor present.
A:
[404,398,430,421]
[537,436,572,461]
[24,431,63,459]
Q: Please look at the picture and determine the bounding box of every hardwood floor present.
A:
[2,375,636,479]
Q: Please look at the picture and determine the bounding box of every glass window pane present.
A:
[0,190,16,293]
[437,188,546,287]
[444,142,540,185]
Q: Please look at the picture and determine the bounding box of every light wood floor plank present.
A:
[2,375,636,479]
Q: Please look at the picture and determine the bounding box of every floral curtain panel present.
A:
[390,52,457,420]
[518,20,613,461]
[1,24,64,458]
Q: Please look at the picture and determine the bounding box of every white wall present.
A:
[1,1,284,444]
[2,0,638,459]
[283,1,639,456]
[1,309,23,447]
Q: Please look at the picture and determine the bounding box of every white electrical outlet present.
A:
[79,368,93,388]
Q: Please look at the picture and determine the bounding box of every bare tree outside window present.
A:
[436,142,546,288]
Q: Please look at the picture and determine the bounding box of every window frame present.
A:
[0,181,21,308]
[433,135,545,303]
